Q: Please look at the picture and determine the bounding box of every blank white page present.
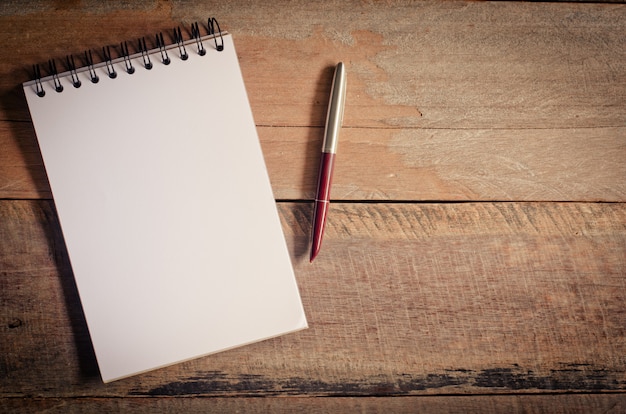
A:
[23,33,307,383]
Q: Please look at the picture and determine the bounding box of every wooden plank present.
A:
[1,0,625,410]
[1,200,624,396]
[1,1,623,202]
[0,1,624,130]
[2,122,624,201]
[223,1,626,130]
[262,126,626,201]
[3,394,626,414]
[0,121,49,199]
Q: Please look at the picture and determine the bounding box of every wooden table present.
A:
[1,1,625,412]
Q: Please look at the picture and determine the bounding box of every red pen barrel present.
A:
[310,151,336,261]
[310,61,346,262]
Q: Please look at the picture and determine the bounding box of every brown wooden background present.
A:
[1,0,625,412]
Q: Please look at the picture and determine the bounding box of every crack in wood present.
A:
[133,364,625,396]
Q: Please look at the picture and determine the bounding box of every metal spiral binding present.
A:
[84,49,100,83]
[66,55,82,88]
[191,22,206,56]
[31,18,224,98]
[48,59,63,93]
[120,41,135,74]
[138,37,153,70]
[102,46,117,79]
[208,17,224,52]
[156,32,171,65]
[173,26,189,61]
[33,64,45,97]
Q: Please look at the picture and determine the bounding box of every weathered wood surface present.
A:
[3,122,625,201]
[1,0,625,412]
[0,1,624,201]
[1,201,625,396]
[1,1,624,129]
[3,395,626,414]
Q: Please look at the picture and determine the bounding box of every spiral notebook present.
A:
[22,20,307,383]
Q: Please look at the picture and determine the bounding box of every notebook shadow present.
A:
[1,80,101,381]
[43,202,101,380]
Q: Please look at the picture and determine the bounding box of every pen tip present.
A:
[310,245,320,263]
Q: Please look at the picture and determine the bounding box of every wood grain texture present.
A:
[3,394,626,414]
[1,0,625,411]
[2,123,625,201]
[0,121,49,199]
[2,200,624,397]
[262,126,626,201]
[5,1,622,130]
[0,1,624,202]
[192,0,626,130]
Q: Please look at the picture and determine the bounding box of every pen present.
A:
[310,62,347,262]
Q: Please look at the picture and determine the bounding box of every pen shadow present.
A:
[2,78,101,381]
[290,64,336,261]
